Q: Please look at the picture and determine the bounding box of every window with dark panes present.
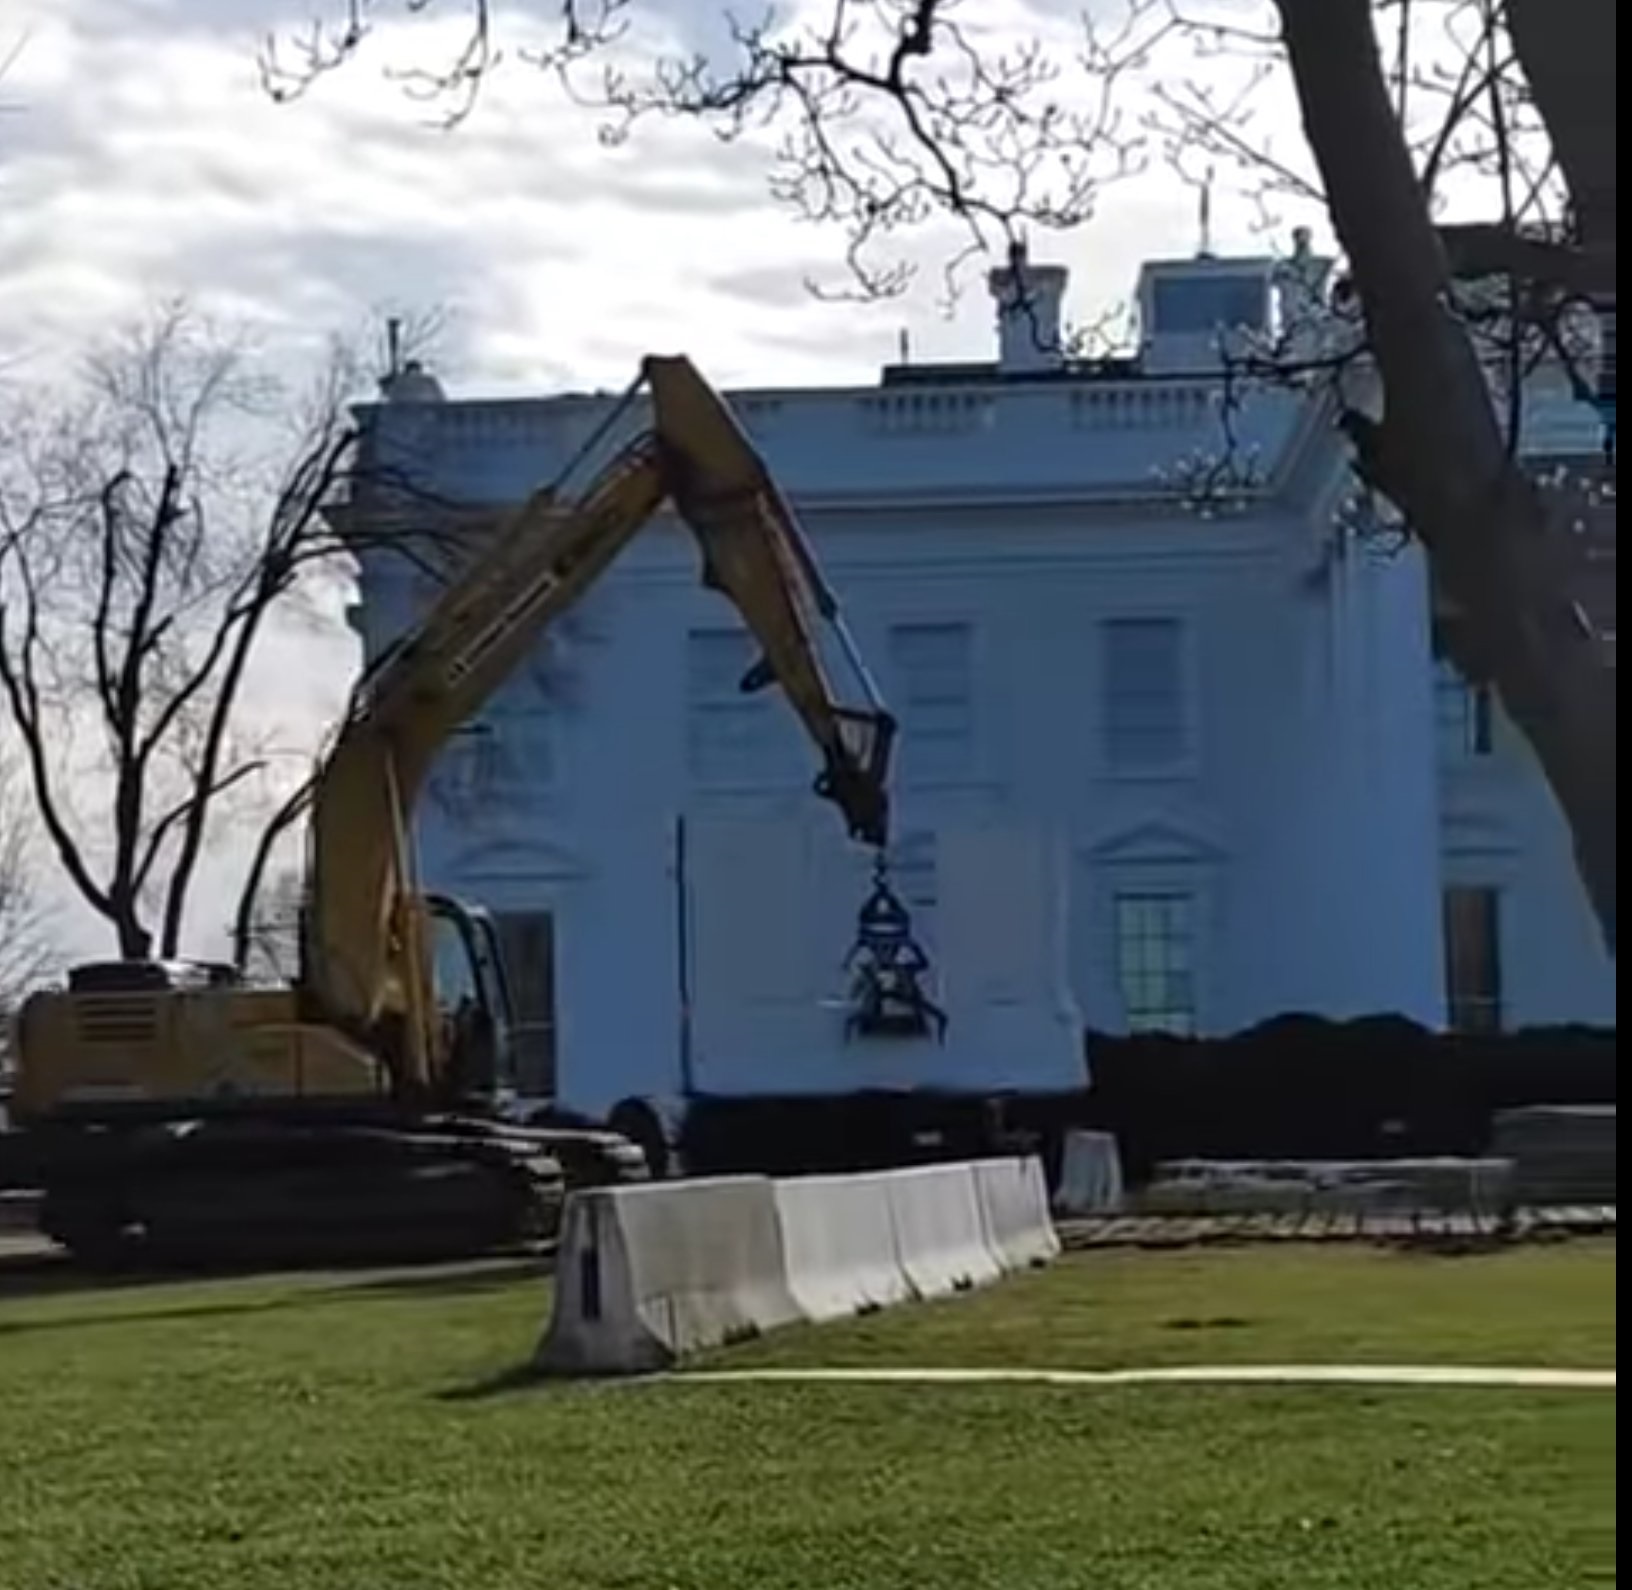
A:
[491,910,557,1095]
[887,829,939,949]
[686,627,786,785]
[1114,892,1198,1035]
[1434,659,1494,759]
[889,622,975,781]
[1443,887,1503,1033]
[1103,617,1189,772]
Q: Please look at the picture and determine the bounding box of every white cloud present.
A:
[3,0,1317,386]
[3,0,1327,966]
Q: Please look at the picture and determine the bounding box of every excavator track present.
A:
[34,1116,647,1271]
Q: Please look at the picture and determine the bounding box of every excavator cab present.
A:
[425,895,521,1107]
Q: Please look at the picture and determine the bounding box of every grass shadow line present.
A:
[438,1362,549,1403]
[0,1255,549,1336]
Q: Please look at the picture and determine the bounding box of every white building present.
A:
[347,241,1616,1152]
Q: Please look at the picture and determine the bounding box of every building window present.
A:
[886,829,938,949]
[430,913,483,1016]
[1598,303,1616,406]
[1103,617,1189,772]
[889,622,974,781]
[1114,892,1197,1036]
[1443,887,1503,1034]
[1434,661,1494,759]
[491,910,557,1095]
[487,665,558,786]
[434,722,528,819]
[686,627,786,785]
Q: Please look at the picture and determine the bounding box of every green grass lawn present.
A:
[706,1237,1620,1372]
[0,1241,1615,1590]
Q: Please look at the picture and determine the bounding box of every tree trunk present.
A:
[106,876,153,960]
[1504,0,1616,255]
[1276,0,1616,956]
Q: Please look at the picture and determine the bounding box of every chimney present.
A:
[378,359,446,404]
[988,239,1069,375]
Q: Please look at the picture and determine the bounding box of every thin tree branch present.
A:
[232,778,316,973]
[0,556,115,921]
[136,760,269,901]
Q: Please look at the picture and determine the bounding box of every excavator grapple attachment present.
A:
[842,854,949,1043]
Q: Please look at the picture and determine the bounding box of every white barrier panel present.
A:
[1054,1130,1125,1216]
[974,1156,1061,1271]
[774,1173,913,1323]
[882,1163,1003,1300]
[536,1158,1065,1377]
[535,1175,798,1376]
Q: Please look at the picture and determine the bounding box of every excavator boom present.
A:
[303,355,896,1087]
[645,356,893,846]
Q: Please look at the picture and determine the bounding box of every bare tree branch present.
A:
[232,779,316,974]
[0,547,117,924]
[236,865,307,983]
[0,304,440,964]
[257,0,1616,952]
[1276,0,1615,951]
[1504,0,1615,251]
[0,758,53,1012]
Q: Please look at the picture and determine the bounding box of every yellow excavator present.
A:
[7,355,898,1265]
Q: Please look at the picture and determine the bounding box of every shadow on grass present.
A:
[0,1290,320,1337]
[325,1258,547,1302]
[0,1250,191,1306]
[0,1252,549,1337]
[437,1361,665,1403]
[438,1362,550,1403]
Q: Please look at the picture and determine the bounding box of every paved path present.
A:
[681,1364,1616,1391]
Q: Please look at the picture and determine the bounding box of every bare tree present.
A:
[0,303,445,963]
[0,756,51,1014]
[1274,0,1615,958]
[237,863,305,982]
[260,0,1616,954]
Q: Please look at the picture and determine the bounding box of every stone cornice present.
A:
[357,372,1314,511]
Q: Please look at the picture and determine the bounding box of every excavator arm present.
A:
[646,355,895,845]
[302,355,896,1092]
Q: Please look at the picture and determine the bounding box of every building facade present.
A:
[348,241,1617,1133]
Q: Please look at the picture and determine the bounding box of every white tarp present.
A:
[682,811,1087,1098]
[935,826,1088,1095]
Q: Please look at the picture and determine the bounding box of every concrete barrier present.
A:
[535,1175,798,1376]
[973,1156,1060,1270]
[1492,1106,1617,1205]
[774,1173,913,1322]
[1134,1157,1516,1218]
[1054,1130,1125,1216]
[537,1158,1062,1376]
[883,1162,1003,1300]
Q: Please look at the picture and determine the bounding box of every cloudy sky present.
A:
[3,0,1319,961]
[2,0,1316,389]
